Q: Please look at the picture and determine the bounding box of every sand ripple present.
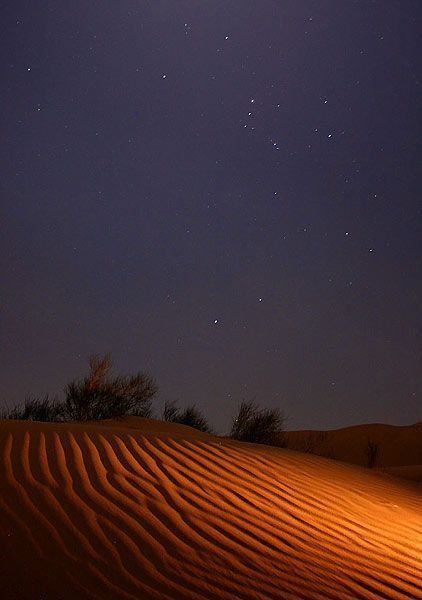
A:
[0,419,421,599]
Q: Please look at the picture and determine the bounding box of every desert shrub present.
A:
[230,400,285,446]
[0,354,158,423]
[1,396,63,422]
[301,431,328,454]
[366,440,379,468]
[63,354,157,421]
[163,401,212,433]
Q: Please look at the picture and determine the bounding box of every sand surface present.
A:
[0,417,421,599]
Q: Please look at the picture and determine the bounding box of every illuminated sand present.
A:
[0,418,421,599]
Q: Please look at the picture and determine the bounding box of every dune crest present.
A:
[0,418,421,599]
[285,422,422,472]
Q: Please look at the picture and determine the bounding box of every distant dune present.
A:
[0,418,421,599]
[284,423,422,477]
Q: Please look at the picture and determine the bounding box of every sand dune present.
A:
[285,423,422,472]
[0,418,421,599]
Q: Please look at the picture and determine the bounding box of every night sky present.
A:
[1,1,421,432]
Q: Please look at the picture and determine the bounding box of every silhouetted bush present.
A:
[63,354,157,421]
[300,431,328,454]
[284,431,335,459]
[230,400,285,446]
[163,401,212,433]
[366,440,379,468]
[1,354,158,423]
[0,396,63,422]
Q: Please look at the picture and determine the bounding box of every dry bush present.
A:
[63,354,158,421]
[301,431,328,454]
[163,401,212,433]
[1,354,158,423]
[366,440,380,468]
[0,396,62,422]
[230,400,285,446]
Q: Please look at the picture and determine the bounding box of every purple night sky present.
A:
[1,1,420,431]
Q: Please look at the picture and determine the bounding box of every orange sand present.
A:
[0,417,421,599]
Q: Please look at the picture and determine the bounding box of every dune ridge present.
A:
[284,423,422,471]
[0,418,421,599]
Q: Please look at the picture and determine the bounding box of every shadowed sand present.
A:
[0,417,421,599]
[284,423,422,480]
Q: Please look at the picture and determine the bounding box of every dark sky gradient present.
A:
[1,1,421,431]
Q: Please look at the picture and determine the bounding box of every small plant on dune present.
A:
[300,431,328,454]
[0,396,63,422]
[366,440,379,468]
[63,354,158,421]
[163,401,212,433]
[1,354,159,423]
[230,400,285,446]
